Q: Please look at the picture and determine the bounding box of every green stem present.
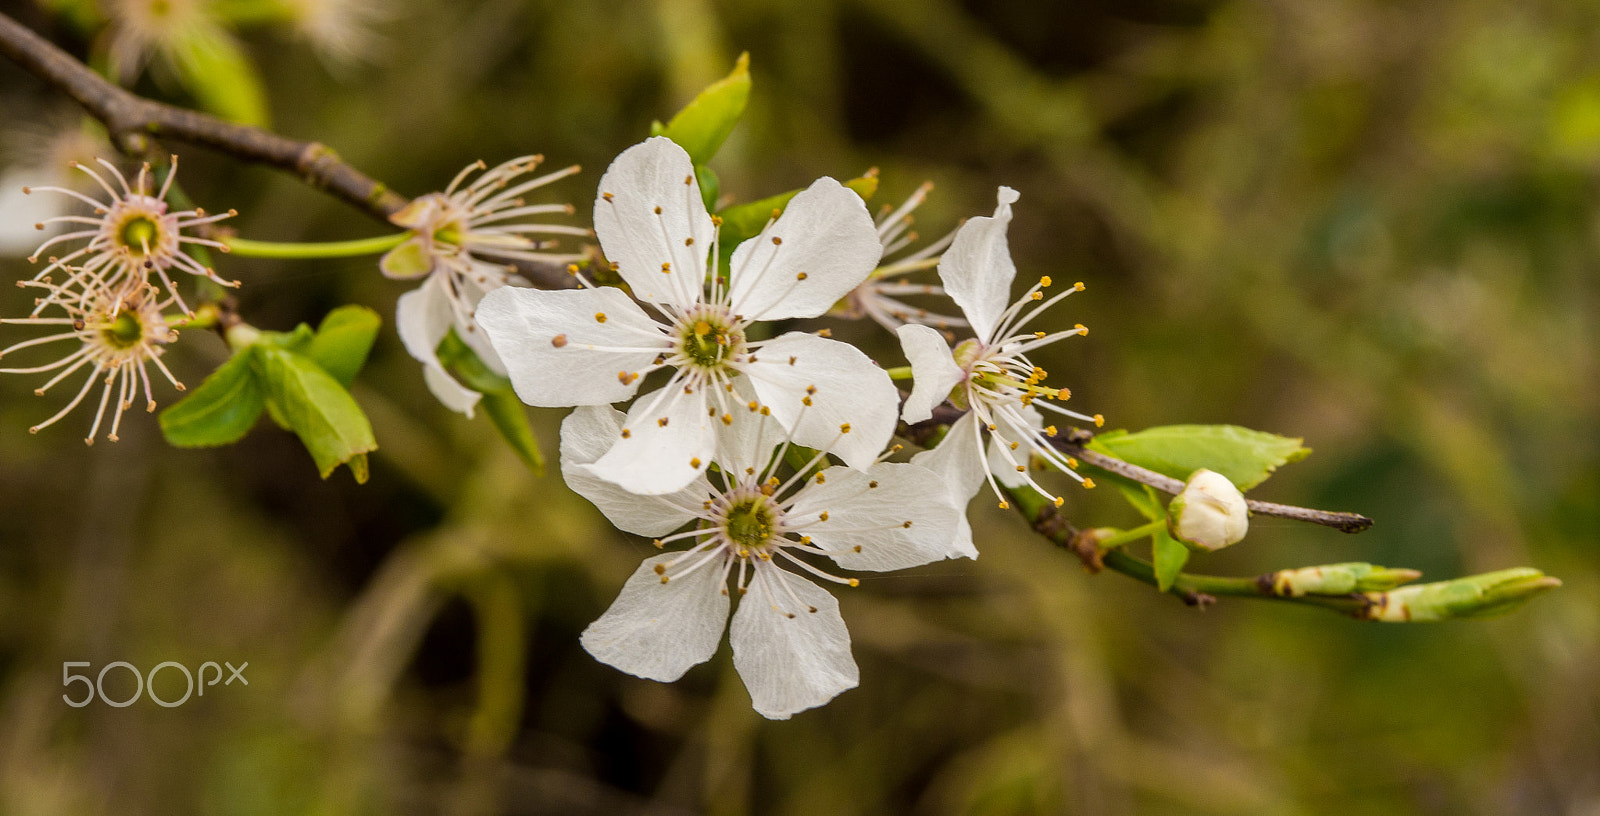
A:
[1099,550,1370,614]
[1094,520,1163,549]
[223,232,409,259]
[885,366,914,381]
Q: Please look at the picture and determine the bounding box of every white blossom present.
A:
[478,137,898,495]
[898,187,1101,550]
[21,156,235,316]
[564,404,964,719]
[840,181,966,332]
[385,155,586,416]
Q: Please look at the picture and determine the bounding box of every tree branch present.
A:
[0,11,578,290]
[903,403,1374,533]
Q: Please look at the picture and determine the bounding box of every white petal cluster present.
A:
[564,405,963,719]
[385,155,586,416]
[1167,469,1249,552]
[479,137,898,496]
[897,187,1101,551]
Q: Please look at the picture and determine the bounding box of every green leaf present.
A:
[844,173,879,202]
[1086,425,1310,491]
[170,30,271,127]
[253,323,314,353]
[251,347,377,481]
[1117,481,1165,522]
[436,330,513,394]
[696,164,721,213]
[159,349,265,447]
[659,52,751,165]
[480,391,544,475]
[305,305,381,387]
[1151,526,1190,593]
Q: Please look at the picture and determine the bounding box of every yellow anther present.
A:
[721,413,733,426]
[661,262,672,273]
[1075,324,1087,335]
[902,520,913,528]
[1082,478,1097,489]
[621,429,631,439]
[1053,496,1065,507]
[1031,291,1043,300]
[802,397,813,406]
[551,334,568,347]
[1067,457,1078,468]
[817,328,832,338]
[1074,281,1085,291]
[690,457,702,468]
[653,205,662,214]
[657,417,669,427]
[1093,414,1104,427]
[653,564,666,575]
[998,500,1010,510]
[653,539,664,548]
[1040,275,1052,287]
[819,511,829,521]
[839,422,851,434]
[772,236,783,245]
[694,320,711,335]
[815,473,826,484]
[796,272,808,280]
[1045,425,1057,438]
[847,578,860,587]
[594,312,607,323]
[748,400,759,411]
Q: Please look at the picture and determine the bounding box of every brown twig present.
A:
[906,403,1374,534]
[0,11,579,290]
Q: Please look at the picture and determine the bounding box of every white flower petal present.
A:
[730,568,858,720]
[714,386,790,479]
[422,364,482,417]
[909,411,985,559]
[583,383,714,495]
[789,462,967,570]
[395,274,453,369]
[727,177,881,321]
[453,262,515,374]
[896,323,965,424]
[580,553,730,682]
[592,137,714,312]
[560,405,706,536]
[937,186,1019,341]
[476,285,667,408]
[742,332,897,471]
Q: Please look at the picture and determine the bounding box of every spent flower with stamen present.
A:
[899,187,1100,549]
[563,403,965,719]
[383,154,587,415]
[478,137,898,495]
[839,181,967,333]
[22,156,236,315]
[0,274,186,444]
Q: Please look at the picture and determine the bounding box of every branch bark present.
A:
[0,11,578,290]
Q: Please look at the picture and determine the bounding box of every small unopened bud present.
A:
[1166,469,1248,552]
[1268,563,1422,597]
[1363,568,1561,622]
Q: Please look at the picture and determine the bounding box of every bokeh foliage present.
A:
[0,0,1596,813]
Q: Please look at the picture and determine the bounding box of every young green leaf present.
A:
[1151,526,1190,592]
[170,30,271,127]
[480,391,544,475]
[251,347,378,481]
[436,330,514,394]
[159,348,265,447]
[305,305,381,387]
[660,52,751,166]
[713,171,880,264]
[1086,425,1310,491]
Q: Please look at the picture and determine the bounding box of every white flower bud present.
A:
[1166,469,1249,552]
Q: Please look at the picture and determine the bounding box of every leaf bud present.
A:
[1362,568,1561,622]
[1267,563,1422,596]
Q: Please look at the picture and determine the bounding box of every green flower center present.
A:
[680,315,743,370]
[100,310,145,350]
[725,498,776,549]
[119,215,159,256]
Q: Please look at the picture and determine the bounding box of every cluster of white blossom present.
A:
[452,137,1100,718]
[0,157,231,442]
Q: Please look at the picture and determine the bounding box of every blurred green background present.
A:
[1,0,1596,813]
